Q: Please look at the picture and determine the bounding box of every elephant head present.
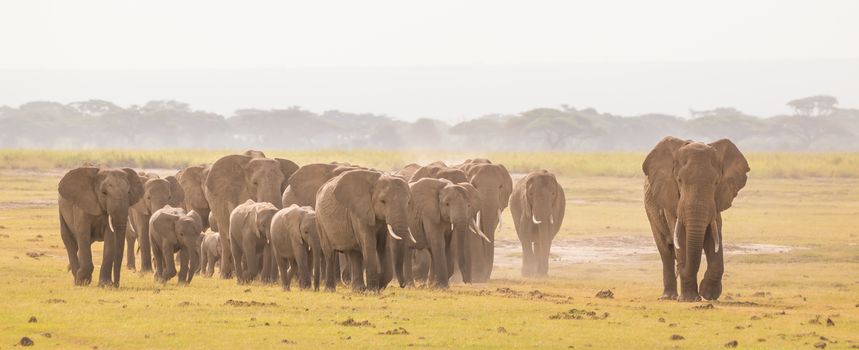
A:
[465,163,513,239]
[177,165,210,230]
[207,154,299,209]
[643,137,749,299]
[334,170,414,242]
[522,170,563,225]
[59,167,144,238]
[135,176,184,216]
[410,178,489,249]
[282,163,340,207]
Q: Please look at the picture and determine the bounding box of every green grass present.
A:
[1,152,858,349]
[2,149,859,178]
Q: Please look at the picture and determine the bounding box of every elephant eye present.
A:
[380,199,386,204]
[102,190,108,195]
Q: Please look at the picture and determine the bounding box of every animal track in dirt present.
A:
[338,318,374,327]
[224,299,277,307]
[26,251,46,259]
[379,327,409,335]
[724,340,739,348]
[548,308,609,320]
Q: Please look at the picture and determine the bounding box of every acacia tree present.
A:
[787,95,839,117]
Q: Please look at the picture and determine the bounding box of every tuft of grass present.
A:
[2,149,859,178]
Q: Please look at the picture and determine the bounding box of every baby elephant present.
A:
[270,205,324,290]
[510,170,565,277]
[229,199,279,284]
[149,205,203,284]
[200,232,221,277]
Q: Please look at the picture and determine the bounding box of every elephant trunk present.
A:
[680,199,713,277]
[189,246,201,278]
[258,185,283,209]
[108,207,129,235]
[478,200,499,241]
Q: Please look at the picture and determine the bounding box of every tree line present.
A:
[1,96,857,151]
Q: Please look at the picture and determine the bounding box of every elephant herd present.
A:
[57,136,750,301]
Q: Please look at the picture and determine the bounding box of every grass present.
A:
[1,149,859,178]
[0,151,858,349]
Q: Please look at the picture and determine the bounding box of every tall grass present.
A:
[1,149,858,178]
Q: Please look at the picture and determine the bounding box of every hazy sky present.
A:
[1,0,857,120]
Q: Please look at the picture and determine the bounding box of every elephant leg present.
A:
[429,237,449,289]
[675,220,701,302]
[98,226,116,287]
[378,232,393,290]
[219,229,234,279]
[59,215,81,282]
[482,238,494,282]
[323,248,337,292]
[244,239,261,282]
[162,243,177,282]
[390,239,405,288]
[535,226,552,277]
[700,218,724,301]
[457,230,472,284]
[295,244,311,290]
[112,228,126,286]
[649,208,678,300]
[348,251,365,292]
[138,215,153,272]
[261,244,275,284]
[276,257,291,291]
[125,234,136,271]
[521,237,536,277]
[200,245,208,277]
[445,237,455,280]
[338,253,351,286]
[151,240,164,282]
[230,236,244,283]
[177,249,190,285]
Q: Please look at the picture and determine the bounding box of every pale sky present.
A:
[1,0,857,120]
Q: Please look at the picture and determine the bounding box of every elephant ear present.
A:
[333,170,382,227]
[409,166,433,183]
[178,165,209,211]
[458,182,481,217]
[287,163,337,206]
[59,167,102,216]
[165,175,185,207]
[282,206,304,241]
[123,168,144,207]
[709,139,750,212]
[151,207,181,239]
[275,158,300,194]
[642,136,688,214]
[254,204,278,240]
[498,164,513,210]
[186,210,204,233]
[206,155,253,204]
[410,178,447,224]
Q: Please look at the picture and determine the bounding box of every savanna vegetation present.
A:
[1,150,857,349]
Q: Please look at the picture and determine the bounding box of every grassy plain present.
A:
[0,150,857,349]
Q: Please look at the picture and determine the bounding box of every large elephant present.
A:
[510,170,565,277]
[410,163,468,184]
[317,170,414,292]
[398,178,488,288]
[643,137,749,301]
[177,165,211,231]
[58,166,143,287]
[229,199,279,284]
[149,205,202,285]
[455,159,513,282]
[127,173,184,272]
[205,154,298,279]
[270,205,323,290]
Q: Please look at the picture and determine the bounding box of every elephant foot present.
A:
[677,292,701,302]
[74,277,92,286]
[658,292,678,300]
[98,280,117,288]
[126,265,136,271]
[699,279,722,301]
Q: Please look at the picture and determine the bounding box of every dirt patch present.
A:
[0,199,55,210]
[379,327,409,335]
[338,318,373,327]
[45,298,66,304]
[224,299,277,307]
[692,303,715,310]
[494,235,796,268]
[595,289,614,299]
[549,308,609,320]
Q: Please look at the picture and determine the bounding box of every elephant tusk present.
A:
[128,221,136,233]
[386,225,403,240]
[109,215,116,233]
[550,214,554,225]
[532,214,542,224]
[673,219,680,248]
[711,219,721,253]
[497,209,502,228]
[469,220,491,243]
[407,227,417,244]
[475,211,481,229]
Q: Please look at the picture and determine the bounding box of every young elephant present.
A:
[199,232,221,277]
[270,205,323,290]
[229,199,279,284]
[399,178,489,288]
[127,173,184,273]
[149,206,203,285]
[510,170,566,277]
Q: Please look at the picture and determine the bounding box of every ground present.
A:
[1,155,858,349]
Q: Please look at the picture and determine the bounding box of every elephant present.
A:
[177,164,211,231]
[396,163,422,182]
[205,153,298,280]
[454,159,513,282]
[643,137,749,302]
[59,166,143,287]
[199,232,221,277]
[510,170,566,277]
[149,205,203,285]
[396,178,489,288]
[228,199,280,284]
[316,169,414,292]
[127,173,184,272]
[409,163,468,184]
[270,205,323,290]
